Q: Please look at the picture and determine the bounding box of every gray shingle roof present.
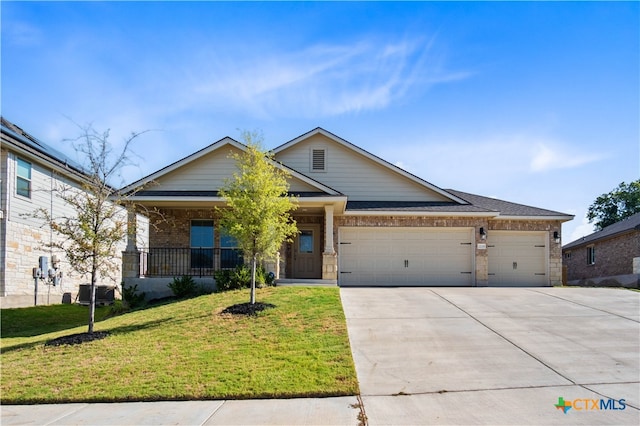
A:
[446,189,573,218]
[563,212,640,249]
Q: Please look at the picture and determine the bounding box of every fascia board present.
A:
[343,210,498,217]
[495,215,575,222]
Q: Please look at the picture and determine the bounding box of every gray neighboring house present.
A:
[0,117,133,308]
[562,212,640,288]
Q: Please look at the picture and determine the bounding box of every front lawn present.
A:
[0,287,359,404]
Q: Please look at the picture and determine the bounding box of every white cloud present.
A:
[529,142,603,172]
[185,37,469,118]
[566,214,595,244]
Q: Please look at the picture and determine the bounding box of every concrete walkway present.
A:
[1,397,363,425]
[340,287,640,425]
[3,287,639,425]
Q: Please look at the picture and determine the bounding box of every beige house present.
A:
[120,128,573,295]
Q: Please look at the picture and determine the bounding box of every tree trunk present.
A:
[250,253,257,305]
[88,261,97,334]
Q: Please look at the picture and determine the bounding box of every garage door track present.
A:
[341,287,639,425]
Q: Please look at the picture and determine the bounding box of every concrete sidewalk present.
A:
[341,287,640,425]
[1,397,363,425]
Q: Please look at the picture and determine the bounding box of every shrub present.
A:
[168,275,197,299]
[108,300,129,317]
[123,283,146,309]
[214,264,275,292]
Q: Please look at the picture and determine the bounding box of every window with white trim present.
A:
[16,158,32,198]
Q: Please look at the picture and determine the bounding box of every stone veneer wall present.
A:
[2,220,123,307]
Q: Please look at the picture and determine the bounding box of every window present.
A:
[299,230,314,253]
[191,220,214,269]
[16,158,31,198]
[564,252,572,260]
[587,246,595,265]
[311,148,326,172]
[220,229,243,269]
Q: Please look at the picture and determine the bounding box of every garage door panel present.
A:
[339,227,474,287]
[488,232,548,287]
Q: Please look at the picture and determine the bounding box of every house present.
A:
[562,212,640,288]
[119,127,572,297]
[0,118,136,308]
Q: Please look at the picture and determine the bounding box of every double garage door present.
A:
[339,227,474,286]
[338,227,549,287]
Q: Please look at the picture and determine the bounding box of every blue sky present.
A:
[2,1,638,244]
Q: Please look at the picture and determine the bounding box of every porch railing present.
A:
[139,247,244,278]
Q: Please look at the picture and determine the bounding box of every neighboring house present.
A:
[0,118,133,308]
[563,213,640,288]
[120,127,572,297]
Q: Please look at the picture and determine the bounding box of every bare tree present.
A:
[34,124,146,334]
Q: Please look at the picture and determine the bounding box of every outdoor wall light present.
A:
[479,227,487,240]
[554,231,561,244]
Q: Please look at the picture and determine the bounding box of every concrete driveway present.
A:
[341,287,640,425]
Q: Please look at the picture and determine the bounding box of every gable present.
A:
[273,132,454,202]
[122,138,336,195]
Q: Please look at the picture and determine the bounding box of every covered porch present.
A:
[121,195,345,288]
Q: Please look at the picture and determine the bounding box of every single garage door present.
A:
[339,227,474,286]
[488,231,548,286]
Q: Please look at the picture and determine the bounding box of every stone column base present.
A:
[322,252,338,280]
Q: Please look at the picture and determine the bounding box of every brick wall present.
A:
[564,231,640,281]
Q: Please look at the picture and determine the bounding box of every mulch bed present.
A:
[220,302,275,316]
[45,331,110,347]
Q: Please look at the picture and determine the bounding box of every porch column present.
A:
[122,205,140,281]
[324,205,335,254]
[322,205,338,280]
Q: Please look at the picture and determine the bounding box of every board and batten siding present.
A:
[274,134,451,202]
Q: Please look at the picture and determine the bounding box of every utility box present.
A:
[77,285,115,306]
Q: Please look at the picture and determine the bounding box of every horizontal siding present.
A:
[275,134,450,202]
[153,146,243,191]
[154,145,320,193]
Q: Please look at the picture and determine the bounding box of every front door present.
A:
[292,224,322,279]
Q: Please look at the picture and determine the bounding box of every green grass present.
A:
[1,304,111,338]
[0,287,359,404]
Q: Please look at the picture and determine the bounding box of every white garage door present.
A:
[488,231,548,286]
[339,227,474,286]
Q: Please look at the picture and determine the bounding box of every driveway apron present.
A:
[340,287,640,425]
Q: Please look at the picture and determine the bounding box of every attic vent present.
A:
[311,149,326,171]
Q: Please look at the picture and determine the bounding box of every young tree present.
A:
[218,131,298,305]
[34,124,144,334]
[587,179,640,230]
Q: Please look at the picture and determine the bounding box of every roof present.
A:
[563,212,640,249]
[1,117,86,175]
[272,127,470,205]
[447,189,574,220]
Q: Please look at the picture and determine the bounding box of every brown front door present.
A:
[292,224,322,279]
